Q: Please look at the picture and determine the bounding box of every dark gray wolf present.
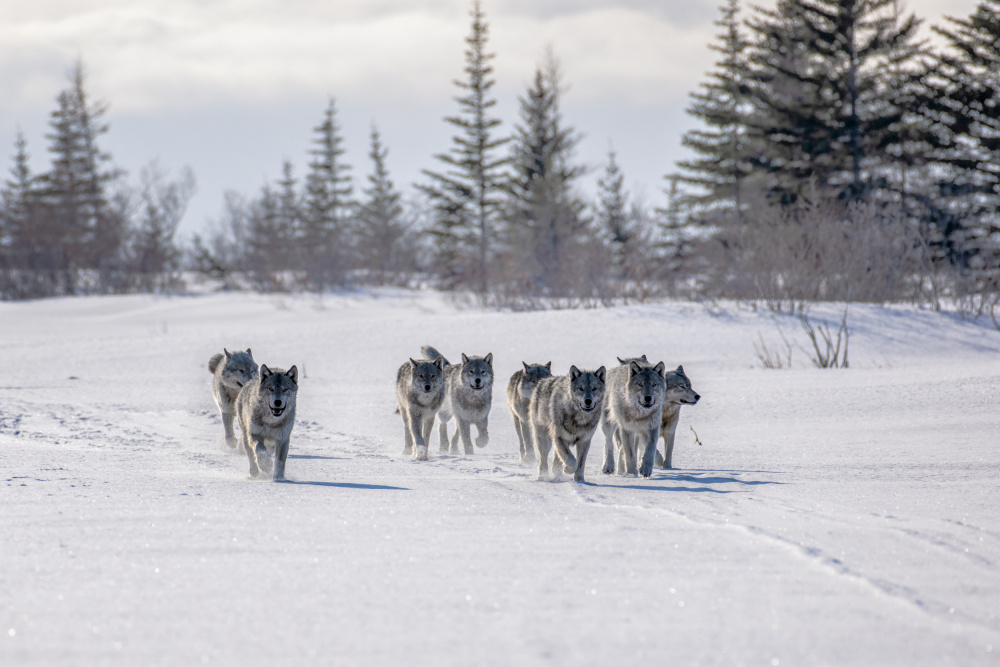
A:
[655,365,700,469]
[528,365,606,482]
[600,357,667,478]
[507,361,552,463]
[235,364,298,480]
[208,348,258,448]
[395,354,447,461]
[423,346,494,455]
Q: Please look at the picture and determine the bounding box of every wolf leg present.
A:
[411,413,428,461]
[600,420,615,475]
[654,447,665,467]
[420,413,435,453]
[574,437,592,483]
[273,438,289,480]
[513,416,528,462]
[621,431,638,476]
[663,420,679,469]
[438,419,450,452]
[244,434,264,478]
[457,419,474,455]
[475,418,489,448]
[533,424,552,480]
[222,409,239,448]
[639,427,659,478]
[553,434,578,475]
[401,406,414,456]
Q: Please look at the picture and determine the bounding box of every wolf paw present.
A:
[415,446,428,461]
[476,434,489,448]
[639,464,653,478]
[225,437,239,449]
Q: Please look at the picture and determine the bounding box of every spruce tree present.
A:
[503,54,588,293]
[419,0,509,292]
[920,0,1000,266]
[357,125,407,281]
[39,60,122,291]
[675,0,753,221]
[1,131,35,267]
[303,98,353,286]
[595,147,630,275]
[744,0,923,204]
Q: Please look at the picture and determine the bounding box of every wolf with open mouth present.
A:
[236,364,298,480]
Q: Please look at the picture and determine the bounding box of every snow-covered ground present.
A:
[2,290,998,666]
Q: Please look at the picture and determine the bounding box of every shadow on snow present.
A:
[277,479,409,491]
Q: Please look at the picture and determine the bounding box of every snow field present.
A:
[1,290,999,666]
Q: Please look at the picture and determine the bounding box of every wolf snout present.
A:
[424,384,432,392]
[642,395,654,406]
[273,399,283,408]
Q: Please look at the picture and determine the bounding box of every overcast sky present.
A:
[0,0,980,237]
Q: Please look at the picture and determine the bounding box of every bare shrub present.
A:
[753,327,793,369]
[798,308,849,369]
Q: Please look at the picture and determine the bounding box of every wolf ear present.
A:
[595,366,607,383]
[485,352,493,367]
[569,365,582,380]
[461,353,470,364]
[654,361,666,376]
[522,361,530,371]
[434,356,445,370]
[410,357,420,368]
[286,365,298,384]
[246,348,252,357]
[545,361,551,370]
[641,354,648,362]
[259,365,272,382]
[617,356,627,365]
[629,360,643,377]
[224,348,232,359]
[676,365,685,374]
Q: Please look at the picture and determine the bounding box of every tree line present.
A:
[2,0,999,316]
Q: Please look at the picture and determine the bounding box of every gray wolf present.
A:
[600,357,667,478]
[423,346,494,455]
[208,348,258,448]
[236,364,298,480]
[395,353,447,460]
[507,361,552,463]
[654,365,700,469]
[528,365,606,482]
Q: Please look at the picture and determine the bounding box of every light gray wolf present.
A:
[507,361,552,463]
[395,353,447,460]
[236,364,298,480]
[528,365,606,482]
[600,357,667,478]
[208,348,258,448]
[654,365,701,469]
[423,346,494,455]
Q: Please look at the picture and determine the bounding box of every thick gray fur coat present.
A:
[423,346,494,455]
[654,365,701,469]
[600,357,667,478]
[236,364,298,480]
[528,365,606,482]
[395,354,446,461]
[208,348,258,448]
[507,361,552,463]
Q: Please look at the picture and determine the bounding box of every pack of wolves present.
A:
[208,345,698,482]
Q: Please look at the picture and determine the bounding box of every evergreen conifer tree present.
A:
[744,0,923,204]
[419,0,509,292]
[303,98,353,287]
[596,147,630,276]
[1,131,35,267]
[357,125,408,282]
[503,54,588,293]
[675,0,753,221]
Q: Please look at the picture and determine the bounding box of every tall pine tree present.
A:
[357,125,408,282]
[503,53,588,294]
[303,98,354,287]
[419,0,509,292]
[675,0,753,222]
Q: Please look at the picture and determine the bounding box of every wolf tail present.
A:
[208,353,224,374]
[421,346,450,366]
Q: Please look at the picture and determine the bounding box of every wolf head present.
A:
[568,365,607,413]
[409,356,445,395]
[259,365,298,417]
[627,359,667,409]
[663,365,700,406]
[520,361,552,397]
[221,348,258,390]
[460,352,494,392]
